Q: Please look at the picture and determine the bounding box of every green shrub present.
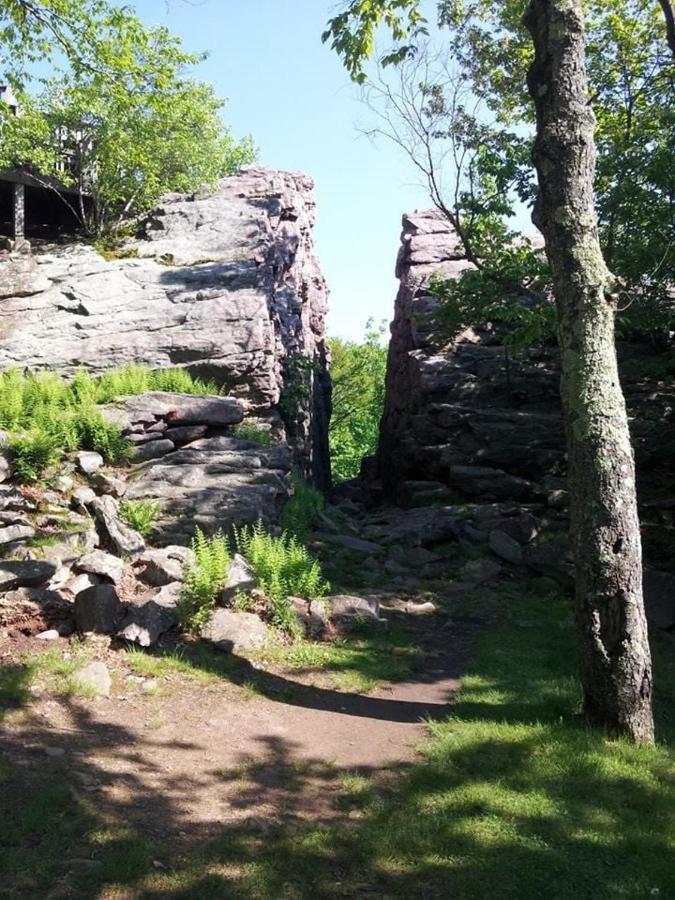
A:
[8,430,63,483]
[180,528,230,633]
[279,475,324,541]
[231,422,273,446]
[119,499,161,538]
[234,522,329,635]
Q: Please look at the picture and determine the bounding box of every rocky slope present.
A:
[0,166,331,488]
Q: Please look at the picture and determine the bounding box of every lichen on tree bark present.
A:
[524,0,654,743]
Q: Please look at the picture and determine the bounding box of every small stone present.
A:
[90,472,127,497]
[77,451,104,475]
[44,746,66,757]
[117,584,181,647]
[37,629,60,641]
[463,558,503,583]
[53,475,75,493]
[72,486,96,509]
[134,546,192,587]
[328,594,382,629]
[73,661,111,698]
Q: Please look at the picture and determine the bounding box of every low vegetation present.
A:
[180,528,231,633]
[278,475,325,541]
[0,365,218,482]
[118,499,161,538]
[231,422,274,446]
[234,522,329,634]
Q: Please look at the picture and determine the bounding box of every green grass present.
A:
[255,622,423,693]
[125,646,227,684]
[22,646,97,698]
[0,365,219,482]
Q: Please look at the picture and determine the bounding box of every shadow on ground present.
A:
[1,592,673,899]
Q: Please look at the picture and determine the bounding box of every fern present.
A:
[234,522,328,635]
[180,528,230,633]
[119,499,161,537]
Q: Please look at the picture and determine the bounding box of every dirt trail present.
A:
[2,596,477,849]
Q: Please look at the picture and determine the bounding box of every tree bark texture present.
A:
[524,0,654,743]
[657,0,675,58]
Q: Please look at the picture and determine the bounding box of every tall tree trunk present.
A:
[657,0,675,58]
[524,0,654,743]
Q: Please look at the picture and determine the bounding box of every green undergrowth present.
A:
[118,498,161,538]
[0,365,220,482]
[279,475,325,542]
[180,528,231,634]
[231,422,274,446]
[234,522,329,634]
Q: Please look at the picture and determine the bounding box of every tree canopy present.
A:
[0,1,255,234]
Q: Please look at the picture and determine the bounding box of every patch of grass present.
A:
[279,474,325,541]
[125,646,223,685]
[179,528,230,634]
[255,621,421,693]
[234,521,329,635]
[0,663,33,720]
[23,646,96,698]
[231,422,274,446]
[119,498,161,537]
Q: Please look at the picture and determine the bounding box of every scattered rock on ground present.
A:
[73,661,111,698]
[200,608,268,653]
[134,546,192,586]
[0,524,35,545]
[328,594,382,629]
[290,597,328,638]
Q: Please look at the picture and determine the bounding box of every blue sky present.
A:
[130,0,437,340]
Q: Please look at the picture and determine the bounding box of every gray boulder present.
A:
[0,524,35,545]
[328,594,382,629]
[76,451,104,475]
[489,529,524,565]
[221,554,257,604]
[118,583,182,647]
[134,439,175,462]
[92,495,145,556]
[290,597,328,638]
[200,609,268,653]
[134,546,192,586]
[75,584,122,634]
[76,550,124,585]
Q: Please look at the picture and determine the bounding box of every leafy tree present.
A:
[329,319,388,481]
[0,2,255,234]
[325,0,658,742]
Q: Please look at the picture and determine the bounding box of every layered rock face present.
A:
[0,166,331,487]
[377,210,675,609]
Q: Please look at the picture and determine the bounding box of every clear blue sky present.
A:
[131,0,436,340]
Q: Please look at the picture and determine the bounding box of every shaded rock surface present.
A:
[200,608,269,653]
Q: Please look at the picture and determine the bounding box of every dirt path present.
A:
[2,595,478,851]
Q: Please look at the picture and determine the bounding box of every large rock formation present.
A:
[377,209,675,576]
[0,166,331,487]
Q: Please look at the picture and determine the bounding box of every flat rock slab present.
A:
[0,559,57,591]
[76,550,125,585]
